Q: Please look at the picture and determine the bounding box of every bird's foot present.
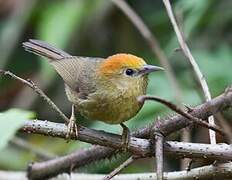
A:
[120,123,130,151]
[66,116,79,141]
[66,105,79,142]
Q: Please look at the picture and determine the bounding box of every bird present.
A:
[23,39,164,149]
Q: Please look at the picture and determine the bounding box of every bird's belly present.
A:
[77,94,142,124]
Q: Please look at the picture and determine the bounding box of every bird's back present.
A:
[23,39,104,100]
[51,56,103,97]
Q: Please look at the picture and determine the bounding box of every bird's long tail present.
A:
[22,39,71,61]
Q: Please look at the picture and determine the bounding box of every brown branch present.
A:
[153,133,164,180]
[162,0,216,144]
[27,146,114,180]
[22,119,150,156]
[151,87,232,136]
[138,95,225,136]
[23,125,116,180]
[0,70,69,124]
[21,119,232,160]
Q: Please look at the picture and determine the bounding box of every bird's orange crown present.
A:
[98,53,146,75]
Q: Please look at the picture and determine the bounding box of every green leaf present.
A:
[0,109,34,151]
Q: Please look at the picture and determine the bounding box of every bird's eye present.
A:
[125,68,135,76]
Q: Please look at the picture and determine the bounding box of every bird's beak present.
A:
[138,64,164,75]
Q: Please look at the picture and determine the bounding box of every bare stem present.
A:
[138,95,225,136]
[153,133,164,180]
[162,0,216,144]
[20,119,232,160]
[0,70,69,124]
[103,156,138,180]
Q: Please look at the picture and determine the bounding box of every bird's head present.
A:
[97,53,163,89]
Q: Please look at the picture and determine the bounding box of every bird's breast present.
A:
[76,79,147,124]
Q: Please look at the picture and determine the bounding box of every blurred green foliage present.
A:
[0,109,33,151]
[0,0,231,174]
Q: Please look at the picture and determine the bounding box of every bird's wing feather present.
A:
[23,39,104,97]
[50,57,103,95]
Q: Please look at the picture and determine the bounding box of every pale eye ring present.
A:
[125,68,136,76]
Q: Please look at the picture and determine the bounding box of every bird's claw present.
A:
[120,123,130,151]
[66,117,79,142]
[66,105,79,142]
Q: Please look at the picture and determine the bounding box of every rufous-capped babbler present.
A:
[23,39,164,149]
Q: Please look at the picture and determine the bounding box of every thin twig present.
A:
[180,127,192,169]
[0,70,69,124]
[138,95,225,136]
[162,0,216,144]
[171,8,192,170]
[153,133,164,180]
[103,156,139,180]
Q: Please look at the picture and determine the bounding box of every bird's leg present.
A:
[66,104,79,141]
[120,123,130,151]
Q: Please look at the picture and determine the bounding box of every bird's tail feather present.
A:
[22,39,71,61]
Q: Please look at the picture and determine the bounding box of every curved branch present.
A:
[138,95,225,135]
